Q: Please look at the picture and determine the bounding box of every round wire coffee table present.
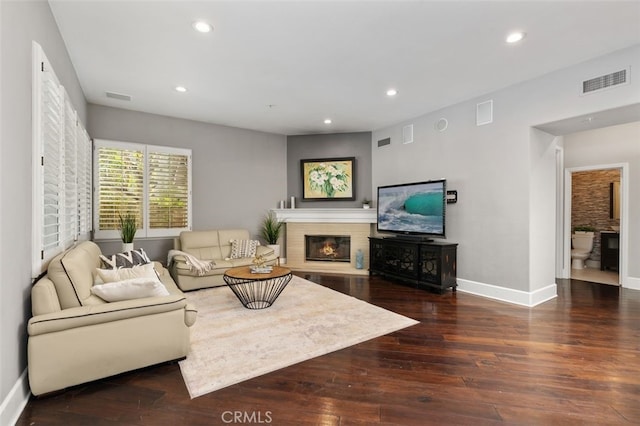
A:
[223,266,292,309]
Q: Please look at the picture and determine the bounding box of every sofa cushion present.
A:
[99,248,150,269]
[47,241,102,309]
[180,230,223,260]
[91,278,170,302]
[229,239,260,259]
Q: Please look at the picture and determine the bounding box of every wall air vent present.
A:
[106,91,132,101]
[377,137,391,147]
[582,69,628,95]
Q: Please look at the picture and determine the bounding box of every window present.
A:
[32,42,92,277]
[93,139,192,240]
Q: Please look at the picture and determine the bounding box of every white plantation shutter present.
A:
[94,140,191,240]
[32,42,92,276]
[148,148,190,230]
[77,125,92,237]
[40,72,64,255]
[95,142,144,237]
[63,92,78,246]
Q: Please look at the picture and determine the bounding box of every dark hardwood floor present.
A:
[17,274,640,425]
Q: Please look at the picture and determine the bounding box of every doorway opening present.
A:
[562,164,627,286]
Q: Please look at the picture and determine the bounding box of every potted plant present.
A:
[119,212,137,252]
[573,225,596,234]
[260,211,283,258]
[362,198,371,209]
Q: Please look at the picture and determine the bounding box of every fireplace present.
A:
[305,235,351,262]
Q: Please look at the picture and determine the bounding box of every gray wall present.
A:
[88,105,287,262]
[0,0,87,417]
[372,45,640,295]
[287,132,372,208]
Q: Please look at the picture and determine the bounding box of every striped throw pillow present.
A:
[229,239,260,259]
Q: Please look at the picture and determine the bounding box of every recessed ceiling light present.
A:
[175,86,187,93]
[386,89,398,97]
[192,21,212,33]
[324,119,332,124]
[506,31,526,44]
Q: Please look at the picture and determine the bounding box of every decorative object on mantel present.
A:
[362,198,371,209]
[260,211,283,257]
[118,212,137,252]
[301,157,355,201]
[290,196,295,209]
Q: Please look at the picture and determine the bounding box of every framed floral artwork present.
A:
[301,157,355,201]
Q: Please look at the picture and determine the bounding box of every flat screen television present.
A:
[377,179,446,240]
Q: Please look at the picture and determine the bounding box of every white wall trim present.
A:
[0,369,30,426]
[457,279,557,307]
[624,276,640,291]
[272,208,376,223]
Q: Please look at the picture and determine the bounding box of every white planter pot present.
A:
[267,244,281,258]
[122,242,134,252]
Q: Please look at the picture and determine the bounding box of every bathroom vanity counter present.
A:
[601,231,619,271]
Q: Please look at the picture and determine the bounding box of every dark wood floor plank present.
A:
[17,274,640,425]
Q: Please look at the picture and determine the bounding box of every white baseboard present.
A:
[0,369,30,426]
[456,278,557,307]
[623,276,640,291]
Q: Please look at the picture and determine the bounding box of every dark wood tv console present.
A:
[369,237,457,293]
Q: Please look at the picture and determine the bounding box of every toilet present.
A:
[571,232,594,269]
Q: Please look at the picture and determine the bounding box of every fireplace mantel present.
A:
[272,208,376,224]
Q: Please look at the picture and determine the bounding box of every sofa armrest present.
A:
[32,278,62,316]
[28,294,189,336]
[185,303,197,327]
[256,245,275,257]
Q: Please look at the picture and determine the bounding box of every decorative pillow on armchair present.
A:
[100,248,150,269]
[229,239,260,259]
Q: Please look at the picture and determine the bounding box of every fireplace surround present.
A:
[273,208,376,275]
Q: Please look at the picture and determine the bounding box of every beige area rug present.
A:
[179,275,418,398]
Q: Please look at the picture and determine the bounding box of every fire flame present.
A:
[320,241,338,257]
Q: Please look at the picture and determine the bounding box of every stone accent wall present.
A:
[571,169,621,262]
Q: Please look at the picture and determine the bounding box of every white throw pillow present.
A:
[96,262,157,283]
[91,277,169,302]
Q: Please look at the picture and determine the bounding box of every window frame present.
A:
[93,139,192,241]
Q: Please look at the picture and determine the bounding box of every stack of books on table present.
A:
[250,265,273,274]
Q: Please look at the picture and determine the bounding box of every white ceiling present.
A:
[48,1,640,136]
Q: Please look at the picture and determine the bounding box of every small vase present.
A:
[355,249,364,269]
[122,242,134,252]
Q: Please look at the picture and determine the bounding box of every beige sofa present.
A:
[169,229,277,291]
[28,241,197,396]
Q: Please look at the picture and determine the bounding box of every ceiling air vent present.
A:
[582,69,628,94]
[106,91,132,101]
